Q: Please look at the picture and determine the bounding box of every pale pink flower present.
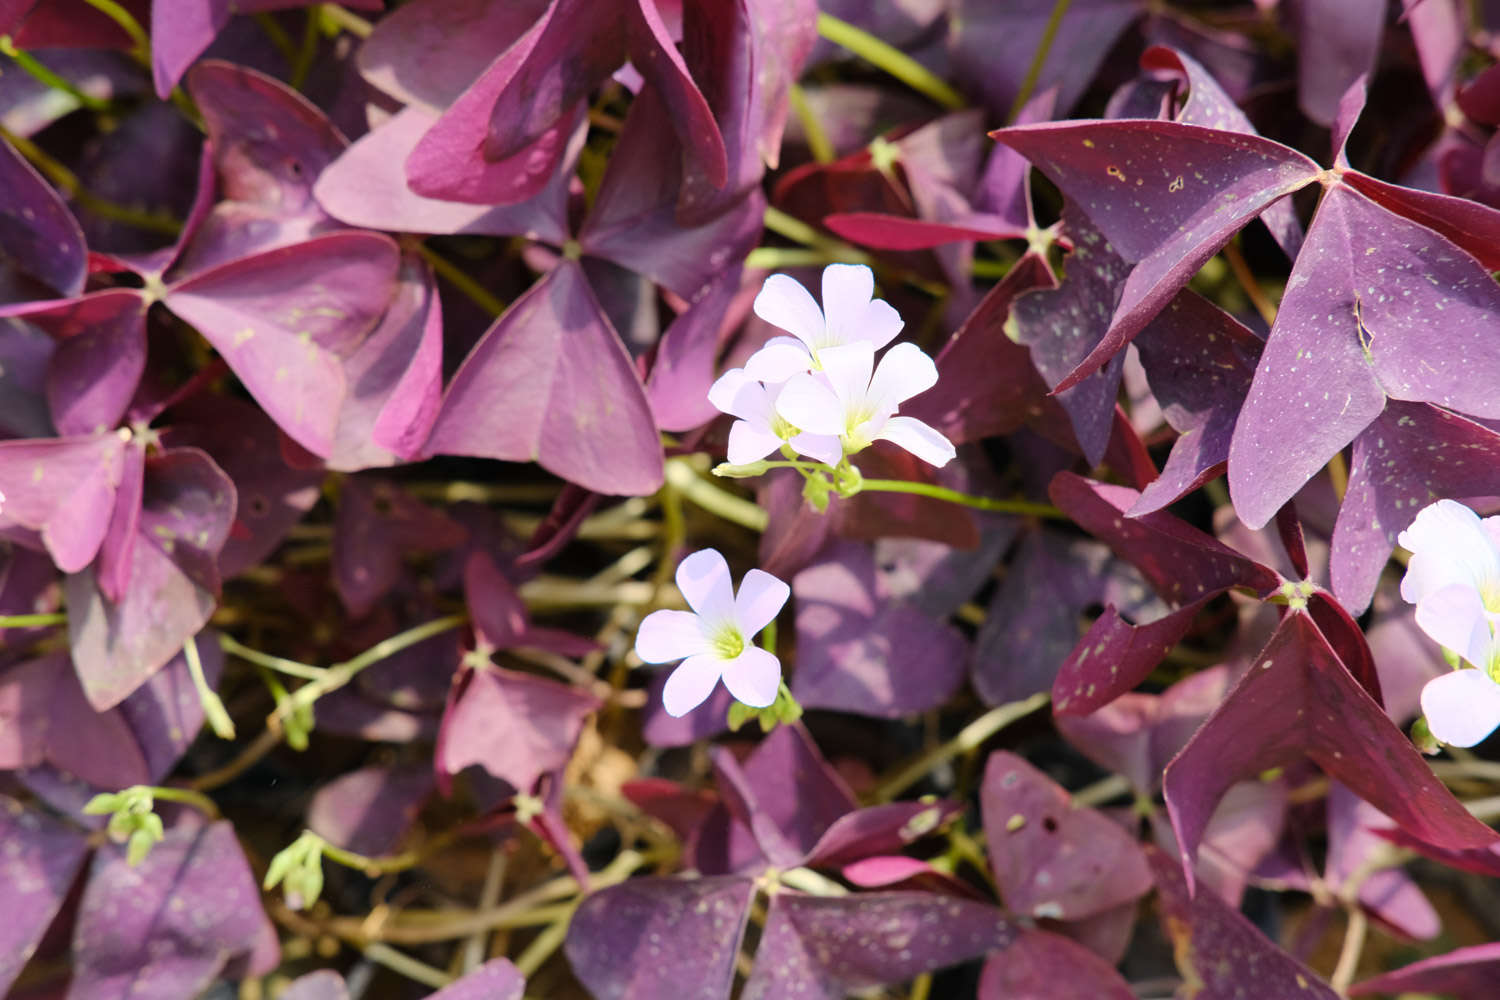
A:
[707,368,843,466]
[743,263,904,382]
[635,549,789,717]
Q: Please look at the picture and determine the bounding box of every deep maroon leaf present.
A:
[1052,595,1216,716]
[70,819,276,998]
[308,763,435,857]
[67,447,234,710]
[991,119,1319,391]
[1343,168,1500,271]
[1130,288,1262,515]
[566,875,755,1000]
[165,231,401,457]
[423,261,665,495]
[1332,402,1500,613]
[1351,942,1500,999]
[0,134,86,298]
[804,800,963,869]
[977,929,1133,1000]
[1163,611,1498,891]
[0,793,90,996]
[1146,844,1340,999]
[436,665,600,794]
[741,891,1010,1000]
[791,540,967,717]
[1228,183,1500,529]
[980,752,1152,920]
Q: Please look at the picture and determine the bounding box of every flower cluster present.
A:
[1399,499,1500,747]
[709,265,956,470]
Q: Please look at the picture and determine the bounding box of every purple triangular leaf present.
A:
[791,540,968,717]
[357,0,533,109]
[0,134,86,298]
[1295,0,1382,127]
[308,763,436,858]
[333,476,466,617]
[980,751,1152,920]
[741,891,1010,1000]
[977,929,1134,1000]
[32,291,149,437]
[115,631,221,781]
[1130,288,1262,515]
[431,959,526,1000]
[1326,783,1440,940]
[1052,594,1216,716]
[567,875,754,1000]
[1350,942,1500,999]
[423,262,664,495]
[281,970,350,1000]
[0,793,90,996]
[165,231,401,457]
[1228,183,1500,528]
[1,650,149,788]
[1332,402,1500,613]
[1163,611,1498,890]
[1344,167,1500,271]
[645,270,740,432]
[0,430,128,573]
[436,665,600,793]
[93,442,144,603]
[804,801,964,869]
[67,447,234,710]
[1146,844,1340,998]
[991,119,1319,391]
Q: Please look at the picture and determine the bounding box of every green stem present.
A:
[762,205,871,263]
[873,692,1050,802]
[857,478,1068,518]
[318,3,375,39]
[0,37,111,111]
[282,614,468,718]
[289,10,321,91]
[745,247,837,270]
[817,12,965,110]
[184,636,236,739]
[415,242,507,318]
[1007,0,1074,122]
[0,612,67,628]
[219,633,326,680]
[362,943,451,990]
[788,83,835,163]
[147,785,221,820]
[665,459,768,532]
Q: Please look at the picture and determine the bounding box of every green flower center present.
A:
[708,623,745,660]
[771,413,801,441]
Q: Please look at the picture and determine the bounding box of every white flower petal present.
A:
[815,342,876,411]
[820,263,874,345]
[788,431,843,466]
[662,653,726,717]
[708,368,771,423]
[1399,499,1500,606]
[754,275,825,349]
[877,415,956,468]
[743,336,815,383]
[734,568,790,637]
[1414,583,1495,668]
[676,548,736,625]
[726,421,785,465]
[854,298,904,351]
[1421,668,1500,747]
[634,609,708,663]
[720,645,782,708]
[775,373,846,436]
[867,342,939,415]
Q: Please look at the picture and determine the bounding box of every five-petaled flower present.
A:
[707,368,843,467]
[635,549,790,717]
[1399,499,1500,747]
[775,341,956,468]
[744,263,904,382]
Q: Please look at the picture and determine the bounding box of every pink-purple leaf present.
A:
[791,540,967,717]
[165,231,401,457]
[0,793,90,996]
[566,875,755,1000]
[977,929,1134,1000]
[980,752,1152,920]
[333,476,466,617]
[1163,611,1499,890]
[0,134,86,298]
[740,891,1010,1000]
[1146,844,1340,999]
[0,430,128,573]
[1351,941,1500,998]
[1295,0,1383,127]
[307,763,435,858]
[422,261,665,496]
[645,271,740,432]
[804,800,964,869]
[1326,783,1440,940]
[431,959,526,1000]
[70,819,276,998]
[27,291,149,437]
[1228,184,1500,529]
[281,971,350,1000]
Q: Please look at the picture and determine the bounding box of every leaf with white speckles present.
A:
[790,540,968,718]
[977,929,1133,1000]
[1163,611,1499,893]
[1146,844,1340,999]
[565,875,755,1000]
[164,231,401,458]
[741,890,1010,1000]
[1331,402,1500,613]
[1130,288,1262,516]
[67,448,235,711]
[0,794,91,996]
[991,119,1320,394]
[68,819,276,1000]
[980,752,1152,921]
[1229,184,1500,529]
[423,261,665,495]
